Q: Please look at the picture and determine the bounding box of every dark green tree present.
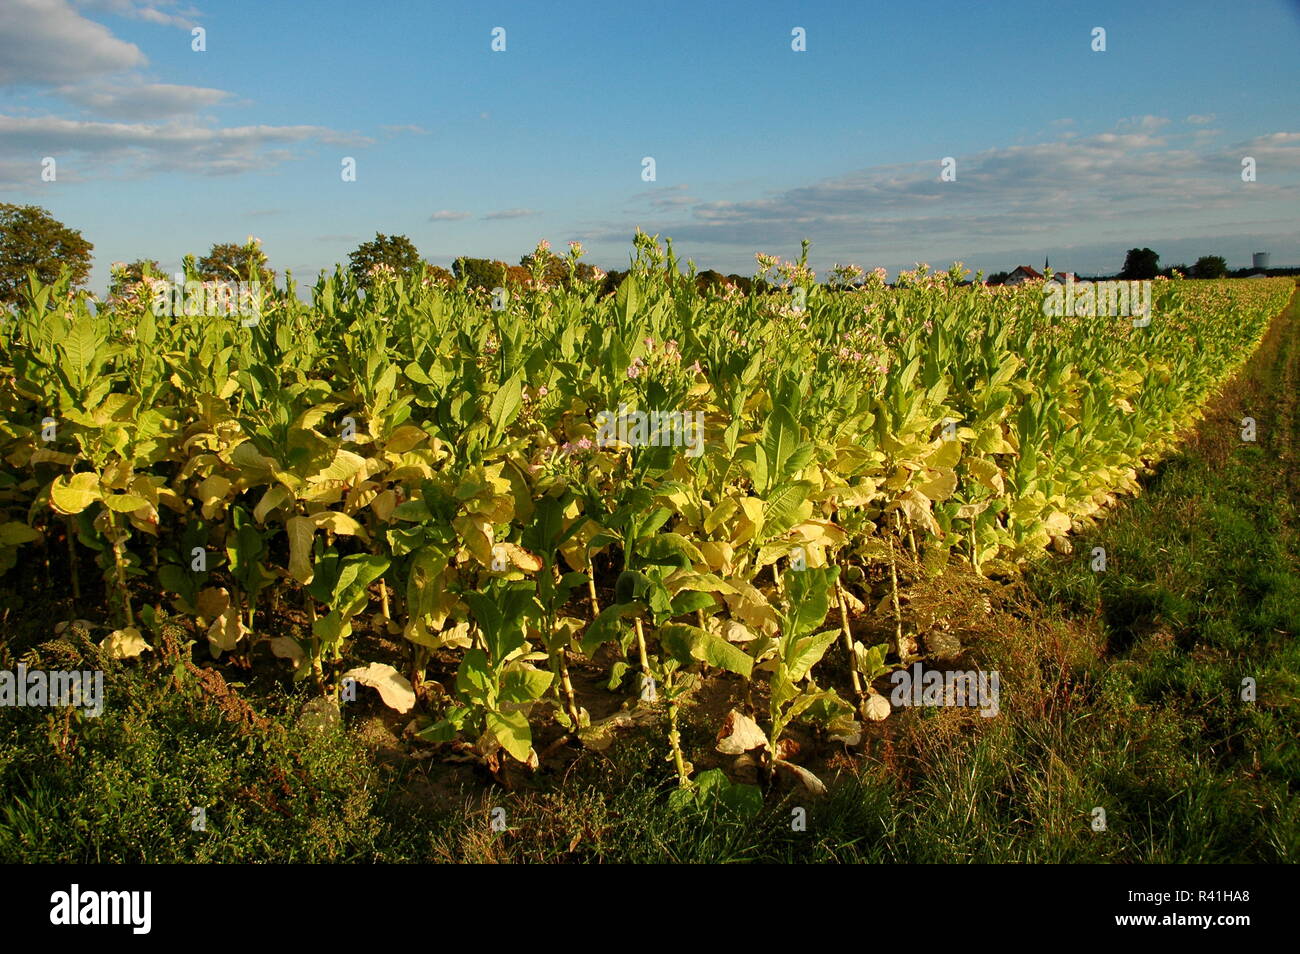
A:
[1120,248,1160,280]
[0,203,93,305]
[1191,255,1228,279]
[453,256,509,289]
[519,246,568,285]
[197,241,274,283]
[348,233,422,286]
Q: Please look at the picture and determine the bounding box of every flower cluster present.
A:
[754,253,815,287]
[367,262,398,284]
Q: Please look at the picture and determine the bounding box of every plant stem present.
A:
[586,549,600,618]
[634,617,655,701]
[558,649,581,726]
[889,514,904,658]
[110,513,134,628]
[668,695,688,786]
[835,579,864,697]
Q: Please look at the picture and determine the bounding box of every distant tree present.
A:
[1191,255,1227,279]
[453,256,509,290]
[198,239,274,284]
[422,263,455,287]
[695,269,727,293]
[0,203,93,305]
[349,233,422,286]
[599,269,629,297]
[986,271,1010,285]
[1162,263,1190,278]
[725,273,753,294]
[519,246,568,285]
[1120,248,1160,280]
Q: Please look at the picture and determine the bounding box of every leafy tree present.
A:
[198,240,274,284]
[1191,255,1227,279]
[519,246,567,286]
[1120,248,1160,280]
[422,264,455,287]
[0,203,93,305]
[599,269,629,297]
[453,256,509,290]
[725,273,753,294]
[695,269,727,292]
[986,271,1010,286]
[348,233,422,286]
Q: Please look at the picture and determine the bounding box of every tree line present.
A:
[0,203,1284,307]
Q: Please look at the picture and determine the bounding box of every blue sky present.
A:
[2,0,1299,293]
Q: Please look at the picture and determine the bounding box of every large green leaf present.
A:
[658,623,753,677]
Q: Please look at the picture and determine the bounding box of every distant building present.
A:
[1003,265,1043,285]
[1048,271,1076,284]
[1253,252,1270,270]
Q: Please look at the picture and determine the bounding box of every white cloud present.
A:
[74,0,200,30]
[1117,115,1171,132]
[1186,114,1216,125]
[56,82,229,119]
[381,124,430,136]
[0,113,371,177]
[429,210,471,221]
[575,121,1300,268]
[0,0,145,86]
[481,208,539,220]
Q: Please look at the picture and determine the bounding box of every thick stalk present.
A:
[835,580,863,697]
[586,549,600,618]
[634,617,656,701]
[668,696,688,786]
[110,514,134,628]
[305,590,325,693]
[557,649,581,726]
[889,514,904,657]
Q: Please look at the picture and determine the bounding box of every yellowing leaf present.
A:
[254,485,291,523]
[965,457,1005,493]
[383,425,429,454]
[28,449,77,467]
[497,542,542,572]
[100,626,151,659]
[308,510,367,539]
[915,469,958,502]
[863,690,892,721]
[270,636,305,667]
[341,662,416,713]
[715,709,768,755]
[49,472,101,515]
[286,516,315,584]
[102,493,150,513]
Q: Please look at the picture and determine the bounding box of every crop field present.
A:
[1,240,1293,817]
